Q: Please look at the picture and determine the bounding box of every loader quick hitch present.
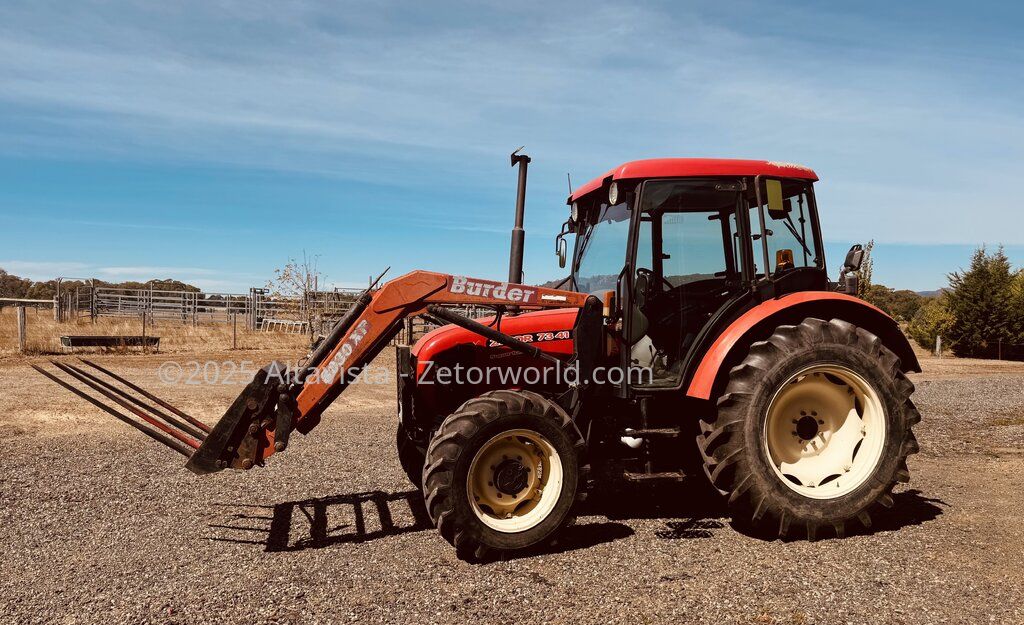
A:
[186,362,297,475]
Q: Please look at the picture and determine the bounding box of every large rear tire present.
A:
[697,318,920,540]
[422,390,587,561]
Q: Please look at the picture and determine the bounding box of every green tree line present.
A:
[860,246,1024,359]
[0,268,200,300]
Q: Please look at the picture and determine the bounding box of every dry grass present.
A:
[0,307,309,356]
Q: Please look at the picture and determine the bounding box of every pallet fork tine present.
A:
[56,361,207,441]
[49,361,202,450]
[79,358,211,434]
[31,365,194,457]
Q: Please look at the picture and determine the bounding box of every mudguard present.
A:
[685,292,920,400]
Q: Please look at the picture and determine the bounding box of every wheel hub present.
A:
[493,459,529,495]
[467,429,564,533]
[795,414,820,440]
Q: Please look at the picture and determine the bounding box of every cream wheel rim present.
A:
[467,429,563,533]
[763,364,886,499]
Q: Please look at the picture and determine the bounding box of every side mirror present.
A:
[843,244,865,271]
[765,179,789,219]
[556,234,568,268]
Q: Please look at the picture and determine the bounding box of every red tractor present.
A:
[39,157,920,561]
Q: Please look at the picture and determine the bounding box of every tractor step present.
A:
[621,427,681,439]
[622,470,687,483]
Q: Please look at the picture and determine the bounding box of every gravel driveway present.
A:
[1,352,1022,624]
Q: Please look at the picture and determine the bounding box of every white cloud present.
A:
[0,0,1021,250]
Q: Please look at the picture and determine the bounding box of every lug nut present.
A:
[240,459,254,470]
[246,398,258,411]
[274,441,286,452]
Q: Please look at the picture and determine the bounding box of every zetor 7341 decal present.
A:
[39,156,921,562]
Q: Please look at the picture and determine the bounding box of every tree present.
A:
[855,239,875,299]
[267,253,324,336]
[862,284,927,323]
[907,295,954,352]
[944,246,1016,358]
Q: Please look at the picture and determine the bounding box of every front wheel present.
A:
[422,390,587,561]
[697,318,920,540]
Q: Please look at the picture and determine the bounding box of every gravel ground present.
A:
[1,351,1023,624]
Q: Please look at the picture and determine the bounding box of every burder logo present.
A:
[450,276,536,303]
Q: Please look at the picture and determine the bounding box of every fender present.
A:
[685,291,920,400]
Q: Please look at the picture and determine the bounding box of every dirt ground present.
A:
[1,349,1023,624]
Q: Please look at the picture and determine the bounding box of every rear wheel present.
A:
[697,318,920,540]
[422,390,587,561]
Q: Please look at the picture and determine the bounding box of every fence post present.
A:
[232,312,238,350]
[53,295,59,322]
[17,306,27,353]
[935,335,942,358]
[998,338,1002,361]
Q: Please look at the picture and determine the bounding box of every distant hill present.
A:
[916,290,945,298]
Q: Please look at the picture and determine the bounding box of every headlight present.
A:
[570,202,579,222]
[608,181,619,205]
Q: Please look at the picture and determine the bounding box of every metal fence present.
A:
[60,285,493,342]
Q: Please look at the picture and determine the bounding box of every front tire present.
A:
[697,318,920,540]
[396,422,425,489]
[422,390,587,561]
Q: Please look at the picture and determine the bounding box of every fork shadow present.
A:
[206,490,432,552]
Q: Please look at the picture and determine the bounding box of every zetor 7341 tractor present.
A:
[38,157,921,561]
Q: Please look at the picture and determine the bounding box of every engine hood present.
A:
[411,307,580,377]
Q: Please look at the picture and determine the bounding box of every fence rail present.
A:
[58,285,493,342]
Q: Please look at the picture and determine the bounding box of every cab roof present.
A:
[568,158,818,203]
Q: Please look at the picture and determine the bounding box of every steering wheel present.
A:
[635,268,674,298]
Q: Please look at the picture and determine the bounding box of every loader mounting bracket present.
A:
[185,362,290,475]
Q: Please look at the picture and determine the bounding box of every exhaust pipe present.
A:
[508,148,530,285]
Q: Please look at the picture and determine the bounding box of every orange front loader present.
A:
[34,270,595,475]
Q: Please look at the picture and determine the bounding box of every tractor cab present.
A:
[561,159,829,388]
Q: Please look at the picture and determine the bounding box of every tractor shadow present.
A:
[581,478,947,542]
[206,489,634,557]
[728,488,947,541]
[582,476,729,540]
[204,484,946,554]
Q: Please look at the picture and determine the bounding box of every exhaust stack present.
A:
[508,148,530,285]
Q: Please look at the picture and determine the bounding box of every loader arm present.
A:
[39,270,590,476]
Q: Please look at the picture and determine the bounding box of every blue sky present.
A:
[0,1,1022,292]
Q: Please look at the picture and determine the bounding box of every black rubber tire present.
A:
[396,423,425,489]
[422,389,588,561]
[696,317,921,540]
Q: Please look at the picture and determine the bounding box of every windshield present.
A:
[574,201,630,293]
[749,179,822,275]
